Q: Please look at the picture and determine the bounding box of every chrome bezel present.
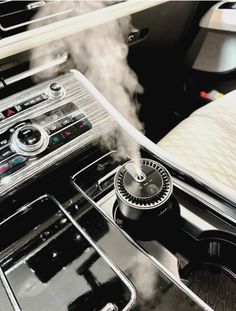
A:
[46,83,66,100]
[10,124,49,157]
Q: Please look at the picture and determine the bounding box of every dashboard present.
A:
[0,0,74,38]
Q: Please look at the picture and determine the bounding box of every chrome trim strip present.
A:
[98,167,120,187]
[26,1,45,11]
[0,267,21,311]
[0,51,68,90]
[47,194,137,311]
[173,177,236,226]
[72,150,117,181]
[100,302,118,311]
[0,194,48,227]
[0,1,74,32]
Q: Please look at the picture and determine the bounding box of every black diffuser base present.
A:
[113,195,181,241]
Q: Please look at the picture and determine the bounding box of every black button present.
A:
[46,122,62,134]
[18,127,41,146]
[21,101,34,109]
[74,119,92,134]
[2,107,18,119]
[20,94,47,110]
[50,83,62,92]
[0,139,8,147]
[8,156,27,167]
[50,133,64,145]
[0,147,14,161]
[0,162,10,174]
[49,111,64,122]
[59,116,73,128]
[61,126,77,140]
[72,113,85,122]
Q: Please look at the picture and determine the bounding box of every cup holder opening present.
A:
[178,238,236,311]
[112,195,181,241]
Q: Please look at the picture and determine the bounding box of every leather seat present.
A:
[158,90,236,191]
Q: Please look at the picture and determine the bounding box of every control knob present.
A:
[47,82,65,99]
[11,124,49,156]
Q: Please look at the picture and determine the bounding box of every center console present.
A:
[72,150,236,311]
[0,195,135,311]
[0,70,111,198]
[0,70,235,311]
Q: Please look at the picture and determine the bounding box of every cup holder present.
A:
[178,236,236,311]
[113,195,181,241]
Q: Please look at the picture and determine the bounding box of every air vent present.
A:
[0,0,74,31]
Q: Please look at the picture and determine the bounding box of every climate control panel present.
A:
[0,101,92,177]
[0,70,111,198]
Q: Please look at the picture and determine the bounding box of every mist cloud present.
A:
[30,1,144,165]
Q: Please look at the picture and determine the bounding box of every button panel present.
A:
[0,156,28,177]
[1,94,47,121]
[49,118,92,149]
[0,101,92,178]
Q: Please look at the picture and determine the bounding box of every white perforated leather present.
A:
[158,90,236,191]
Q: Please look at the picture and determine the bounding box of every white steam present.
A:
[129,254,201,310]
[29,1,144,169]
[131,253,158,302]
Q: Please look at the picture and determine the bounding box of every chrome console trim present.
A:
[0,193,136,311]
[0,50,68,90]
[47,194,137,311]
[0,267,21,311]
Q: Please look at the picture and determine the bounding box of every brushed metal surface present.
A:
[0,71,111,198]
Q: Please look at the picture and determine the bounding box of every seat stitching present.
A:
[191,113,236,136]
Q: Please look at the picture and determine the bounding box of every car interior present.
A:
[0,1,236,311]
